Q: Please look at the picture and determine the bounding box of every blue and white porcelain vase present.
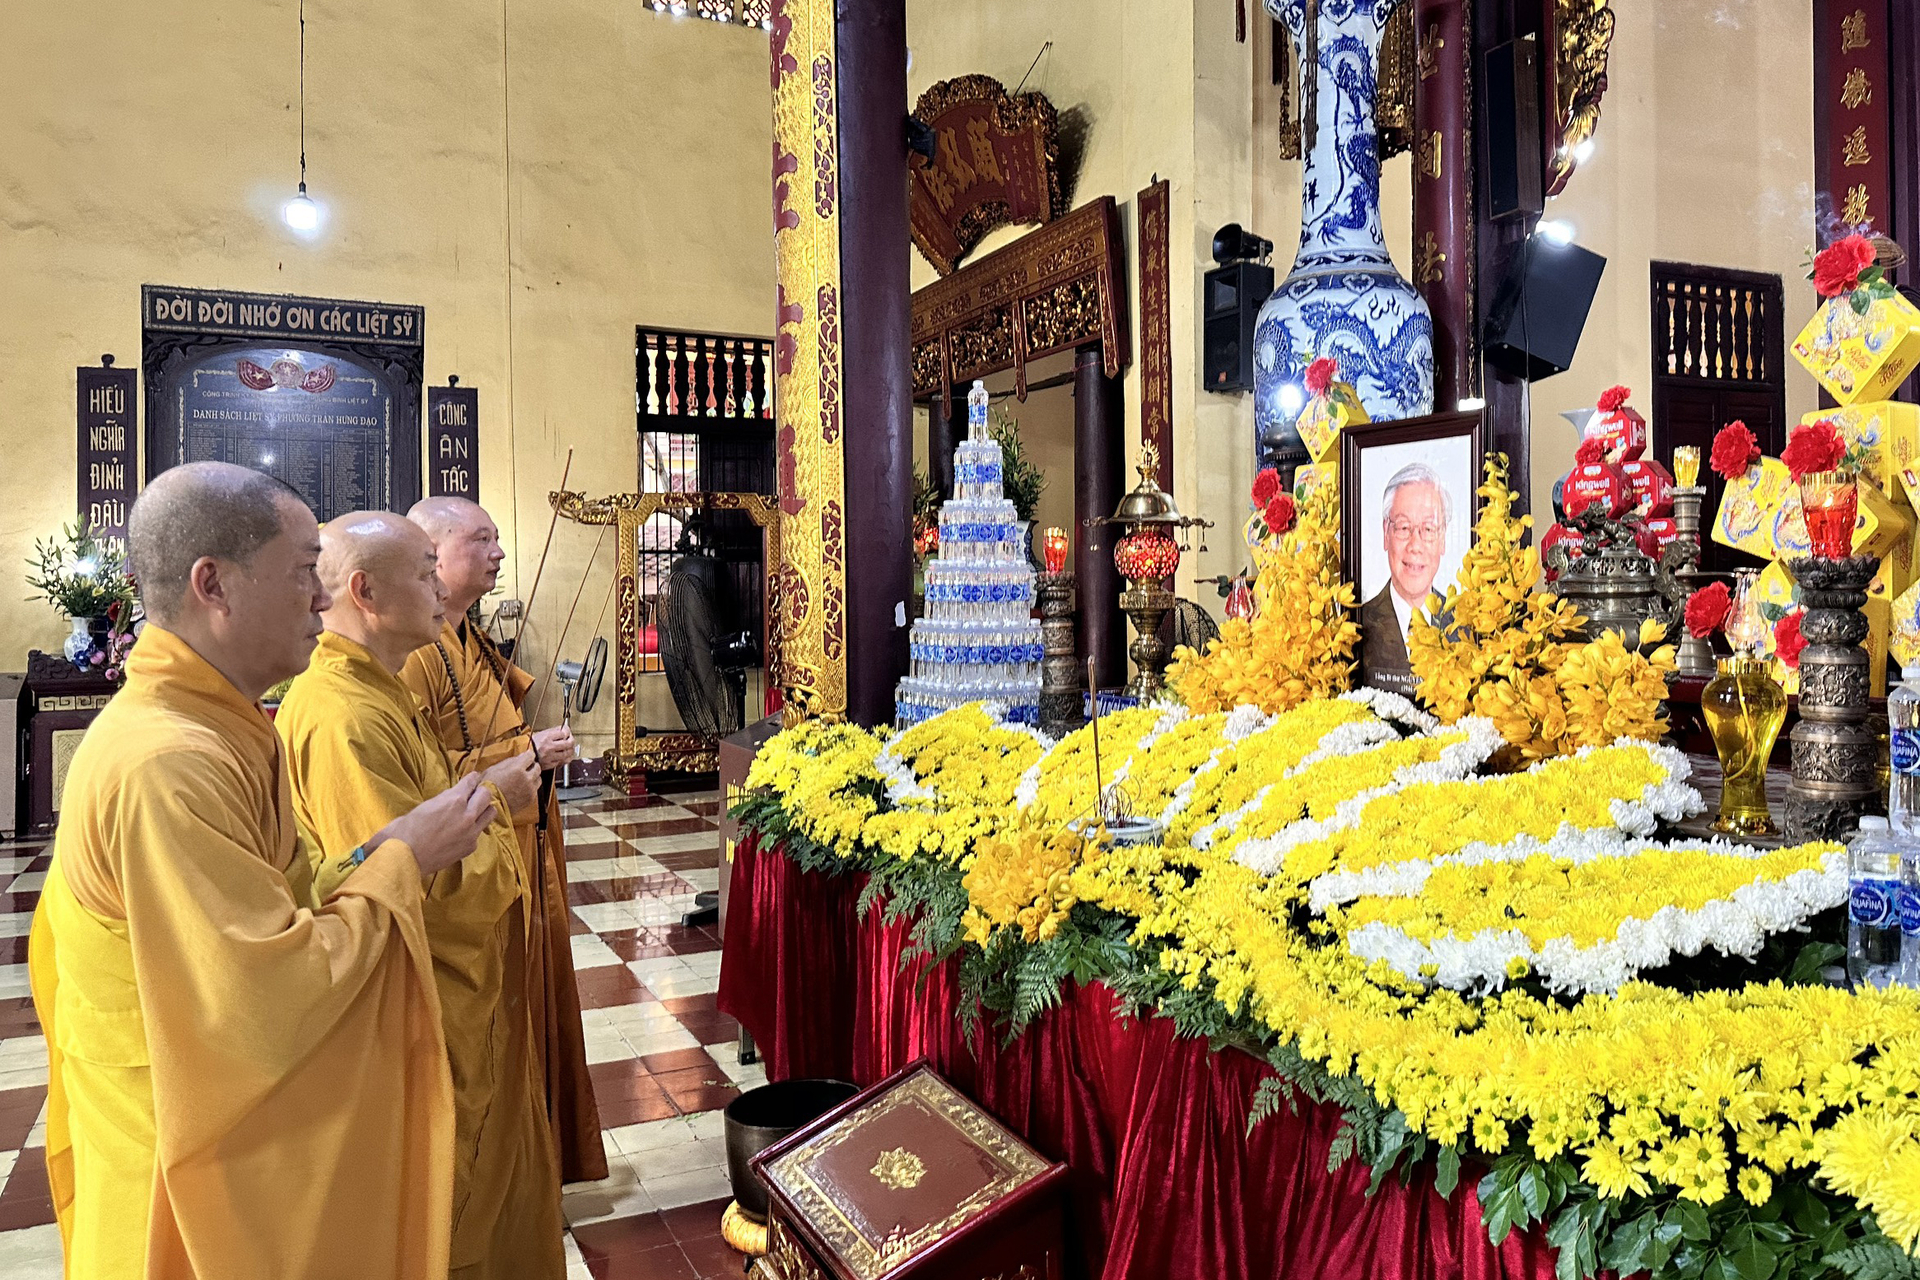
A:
[1255,0,1435,470]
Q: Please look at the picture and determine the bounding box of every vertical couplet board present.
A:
[76,362,139,556]
[767,0,848,721]
[1137,179,1174,491]
[426,384,480,499]
[1814,0,1893,243]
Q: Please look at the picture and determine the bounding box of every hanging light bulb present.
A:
[283,182,320,233]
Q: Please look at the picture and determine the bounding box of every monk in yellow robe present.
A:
[29,462,503,1279]
[276,511,565,1280]
[403,496,605,1182]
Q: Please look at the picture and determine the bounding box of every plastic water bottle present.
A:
[1891,665,1920,834]
[1900,836,1920,987]
[968,379,989,438]
[1850,817,1905,989]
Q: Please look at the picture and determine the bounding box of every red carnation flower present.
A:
[1782,419,1847,481]
[1596,384,1631,413]
[1684,580,1732,639]
[1774,610,1807,669]
[1574,437,1606,466]
[1264,493,1298,534]
[1303,356,1339,398]
[1710,421,1762,481]
[1251,467,1282,507]
[1812,234,1876,299]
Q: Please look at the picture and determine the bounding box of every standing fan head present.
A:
[576,636,608,713]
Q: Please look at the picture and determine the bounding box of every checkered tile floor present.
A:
[0,784,758,1280]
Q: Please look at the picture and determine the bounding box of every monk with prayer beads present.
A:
[402,496,605,1182]
[277,510,565,1280]
[29,462,502,1279]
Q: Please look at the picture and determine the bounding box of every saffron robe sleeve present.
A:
[30,751,453,1280]
[278,655,563,1280]
[401,624,607,1182]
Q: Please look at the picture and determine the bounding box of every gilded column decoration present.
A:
[769,0,847,721]
[1411,0,1473,405]
[1543,0,1616,198]
[1137,179,1174,490]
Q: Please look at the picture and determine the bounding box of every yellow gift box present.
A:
[1295,384,1368,465]
[1803,402,1920,504]
[1892,571,1920,672]
[1791,292,1920,406]
[1713,457,1792,558]
[1293,461,1337,500]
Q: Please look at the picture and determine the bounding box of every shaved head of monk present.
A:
[408,496,504,616]
[319,511,449,671]
[127,461,327,699]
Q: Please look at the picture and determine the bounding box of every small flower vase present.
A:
[63,616,95,670]
[1701,655,1789,836]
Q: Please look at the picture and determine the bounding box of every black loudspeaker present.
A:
[1485,35,1543,222]
[1483,237,1607,380]
[1202,261,1274,392]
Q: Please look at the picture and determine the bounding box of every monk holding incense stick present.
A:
[403,495,605,1183]
[278,511,565,1280]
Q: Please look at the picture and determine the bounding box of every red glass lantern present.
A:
[1043,526,1069,574]
[1798,470,1859,559]
[1114,528,1181,584]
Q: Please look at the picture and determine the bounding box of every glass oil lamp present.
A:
[1798,470,1859,560]
[1088,441,1211,701]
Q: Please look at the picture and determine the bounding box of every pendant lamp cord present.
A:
[298,0,307,189]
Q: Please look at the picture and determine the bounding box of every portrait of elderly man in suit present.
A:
[1358,462,1452,695]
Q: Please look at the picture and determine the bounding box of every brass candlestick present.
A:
[1661,485,1717,678]
[1783,554,1882,840]
[1088,442,1211,703]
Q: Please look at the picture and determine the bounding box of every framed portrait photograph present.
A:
[1339,410,1484,697]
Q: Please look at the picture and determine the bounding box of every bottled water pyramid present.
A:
[895,380,1042,727]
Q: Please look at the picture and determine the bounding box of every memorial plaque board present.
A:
[76,360,138,556]
[142,285,424,519]
[427,383,480,498]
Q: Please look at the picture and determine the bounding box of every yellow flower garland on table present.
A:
[1167,478,1359,714]
[1201,730,1473,860]
[883,703,1047,809]
[1272,742,1680,887]
[1407,455,1675,759]
[1111,710,1230,818]
[1162,698,1380,842]
[1331,842,1839,951]
[1019,705,1164,825]
[743,719,884,855]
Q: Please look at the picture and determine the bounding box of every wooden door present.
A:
[1649,262,1788,572]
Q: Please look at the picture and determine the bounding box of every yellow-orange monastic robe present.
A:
[277,631,565,1280]
[401,619,606,1183]
[27,625,453,1280]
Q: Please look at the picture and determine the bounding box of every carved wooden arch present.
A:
[909,194,1129,403]
[552,489,782,780]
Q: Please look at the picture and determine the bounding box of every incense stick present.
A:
[482,448,573,737]
[1086,656,1104,824]
[526,521,609,726]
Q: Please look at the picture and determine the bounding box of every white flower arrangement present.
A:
[1341,842,1846,997]
[1340,686,1440,733]
[1185,716,1399,848]
[877,702,1054,809]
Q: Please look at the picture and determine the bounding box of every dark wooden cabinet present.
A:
[23,651,116,835]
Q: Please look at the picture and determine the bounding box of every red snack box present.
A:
[1620,458,1676,517]
[1564,461,1632,519]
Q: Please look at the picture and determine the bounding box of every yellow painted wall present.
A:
[0,1,774,747]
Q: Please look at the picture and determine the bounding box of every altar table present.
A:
[717,832,1561,1280]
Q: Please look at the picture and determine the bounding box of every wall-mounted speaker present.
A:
[1202,261,1274,392]
[1485,35,1544,223]
[1483,237,1607,380]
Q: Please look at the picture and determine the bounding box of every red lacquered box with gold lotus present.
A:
[749,1062,1070,1280]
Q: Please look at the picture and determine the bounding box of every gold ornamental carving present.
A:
[1373,0,1417,159]
[552,489,780,780]
[1841,66,1873,111]
[909,75,1066,277]
[1544,0,1616,198]
[869,1147,927,1191]
[1841,8,1869,53]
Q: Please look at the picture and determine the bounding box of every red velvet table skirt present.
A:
[717,832,1558,1280]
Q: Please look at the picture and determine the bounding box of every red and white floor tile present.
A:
[0,785,755,1280]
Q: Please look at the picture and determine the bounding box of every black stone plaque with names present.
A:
[427,383,480,499]
[76,360,138,556]
[142,286,423,518]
